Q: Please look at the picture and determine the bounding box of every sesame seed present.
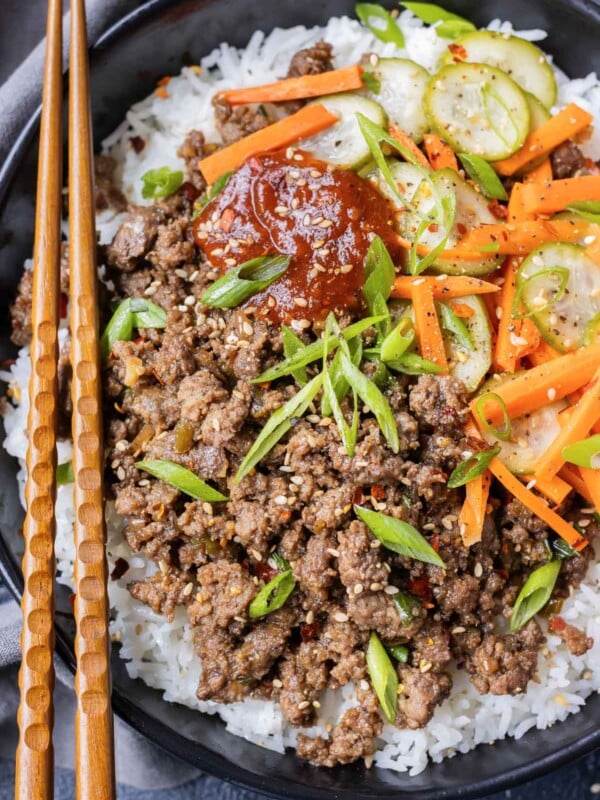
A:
[327,548,340,558]
[547,387,557,401]
[312,700,321,709]
[183,582,194,596]
[340,263,353,273]
[158,559,168,574]
[116,467,126,481]
[242,321,253,336]
[451,626,466,634]
[272,678,283,688]
[384,585,399,595]
[291,475,304,486]
[305,610,314,624]
[294,297,308,307]
[370,582,383,592]
[224,257,236,266]
[333,611,349,622]
[274,495,288,505]
[474,562,483,578]
[526,479,537,490]
[310,170,322,178]
[419,660,433,673]
[297,700,310,710]
[354,583,364,595]
[115,440,128,452]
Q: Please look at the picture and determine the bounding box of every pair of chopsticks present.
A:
[14,0,115,798]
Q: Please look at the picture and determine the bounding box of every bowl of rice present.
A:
[1,0,600,797]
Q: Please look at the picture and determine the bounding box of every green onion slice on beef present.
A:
[366,631,398,723]
[355,3,405,47]
[322,315,359,456]
[135,459,228,502]
[248,555,296,619]
[56,461,74,485]
[197,169,233,211]
[235,373,324,484]
[354,505,445,567]
[447,446,500,489]
[393,591,422,627]
[100,298,167,358]
[200,254,290,309]
[141,166,184,199]
[387,643,410,663]
[458,153,508,201]
[363,235,396,338]
[510,558,562,632]
[282,325,308,386]
[561,434,600,469]
[385,352,443,376]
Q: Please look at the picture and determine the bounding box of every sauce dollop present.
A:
[193,150,400,322]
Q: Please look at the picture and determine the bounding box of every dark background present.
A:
[0,0,598,797]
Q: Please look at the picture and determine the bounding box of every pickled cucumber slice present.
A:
[363,58,430,142]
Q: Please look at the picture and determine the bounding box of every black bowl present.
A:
[1,1,599,797]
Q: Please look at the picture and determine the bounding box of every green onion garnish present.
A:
[513,266,570,319]
[393,591,421,627]
[566,200,600,223]
[281,325,308,386]
[366,631,398,723]
[561,434,600,470]
[101,298,167,358]
[56,461,74,485]
[354,505,445,567]
[141,166,184,200]
[355,3,405,47]
[439,302,474,351]
[135,459,228,502]
[447,446,500,489]
[387,643,410,663]
[248,554,296,619]
[200,254,290,309]
[510,559,562,632]
[340,354,399,453]
[474,392,512,442]
[458,152,508,201]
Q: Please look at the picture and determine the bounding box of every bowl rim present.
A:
[0,0,599,797]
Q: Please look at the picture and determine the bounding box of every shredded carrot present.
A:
[526,339,561,367]
[411,281,448,372]
[521,473,572,506]
[448,301,475,318]
[523,158,552,185]
[520,175,600,215]
[493,258,522,373]
[388,122,431,170]
[472,344,600,423]
[453,219,592,257]
[489,458,588,551]
[198,104,338,184]
[507,181,531,222]
[391,275,500,300]
[514,317,541,360]
[458,472,491,547]
[219,65,364,105]
[559,464,594,505]
[579,466,600,512]
[535,367,600,483]
[494,104,593,176]
[423,134,459,171]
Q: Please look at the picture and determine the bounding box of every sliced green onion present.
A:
[566,200,600,223]
[380,318,415,362]
[582,312,600,346]
[562,434,600,470]
[393,591,421,627]
[551,538,580,560]
[198,170,233,210]
[513,267,570,319]
[141,166,184,200]
[235,373,323,483]
[458,152,508,201]
[340,354,399,452]
[363,235,396,314]
[200,255,290,309]
[409,192,456,276]
[386,352,443,375]
[510,559,562,632]
[101,298,167,358]
[356,115,423,198]
[251,315,385,384]
[248,555,295,619]
[282,325,308,386]
[321,334,362,417]
[439,302,474,351]
[447,446,500,488]
[401,2,475,27]
[475,392,512,442]
[387,644,409,663]
[362,70,381,94]
[56,461,74,485]
[366,631,398,723]
[354,505,445,567]
[355,3,405,47]
[322,316,359,456]
[435,19,476,39]
[478,241,501,253]
[135,459,228,502]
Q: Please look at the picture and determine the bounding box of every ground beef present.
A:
[287,41,334,78]
[105,206,164,272]
[10,268,33,346]
[550,617,593,656]
[129,571,192,621]
[550,140,586,179]
[467,620,544,695]
[213,96,274,145]
[177,129,209,193]
[94,154,128,212]
[396,667,452,728]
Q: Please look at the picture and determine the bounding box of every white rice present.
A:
[3,10,600,776]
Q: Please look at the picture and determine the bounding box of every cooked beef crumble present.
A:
[9,42,598,770]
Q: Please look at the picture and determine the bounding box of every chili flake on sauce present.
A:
[193,149,401,322]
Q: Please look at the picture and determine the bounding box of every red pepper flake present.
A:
[279,509,292,523]
[220,207,235,233]
[408,575,433,605]
[456,222,467,236]
[300,621,322,642]
[549,615,567,633]
[129,135,146,154]
[254,561,276,582]
[371,485,386,501]
[488,200,508,220]
[352,486,365,505]
[448,43,467,62]
[110,557,130,581]
[428,222,439,233]
[431,534,440,553]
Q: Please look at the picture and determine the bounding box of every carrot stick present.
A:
[526,339,561,367]
[388,122,431,169]
[493,258,522,373]
[219,65,364,105]
[535,367,600,482]
[423,134,459,171]
[411,280,448,372]
[523,158,552,185]
[559,464,594,505]
[198,104,338,184]
[458,471,491,547]
[520,473,572,506]
[472,344,600,423]
[507,181,532,222]
[514,317,541,360]
[579,466,600,512]
[494,104,593,176]
[391,275,500,300]
[520,175,600,215]
[489,457,588,551]
[453,219,592,257]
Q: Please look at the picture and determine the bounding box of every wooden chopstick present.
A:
[14,0,63,796]
[68,1,116,797]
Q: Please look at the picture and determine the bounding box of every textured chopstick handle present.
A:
[69,1,116,798]
[14,0,63,797]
